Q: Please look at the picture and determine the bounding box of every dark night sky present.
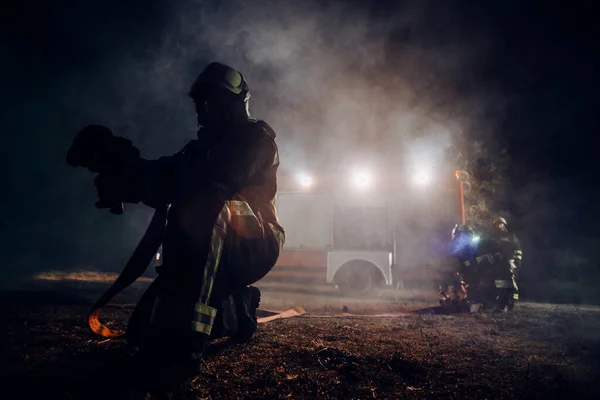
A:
[1,0,599,286]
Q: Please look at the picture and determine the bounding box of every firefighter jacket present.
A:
[139,119,283,234]
[458,235,504,275]
[484,231,522,292]
[492,232,523,269]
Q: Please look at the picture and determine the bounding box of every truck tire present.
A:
[334,260,380,296]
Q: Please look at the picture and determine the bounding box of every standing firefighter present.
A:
[490,216,523,312]
[67,62,285,377]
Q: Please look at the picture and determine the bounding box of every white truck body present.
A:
[275,191,393,288]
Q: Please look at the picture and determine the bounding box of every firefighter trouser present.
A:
[494,262,519,303]
[126,189,283,357]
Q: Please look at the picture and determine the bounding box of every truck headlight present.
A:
[296,173,314,189]
[352,170,372,189]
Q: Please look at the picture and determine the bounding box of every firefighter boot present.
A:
[231,285,261,343]
[131,331,207,392]
[507,291,519,311]
[493,289,511,314]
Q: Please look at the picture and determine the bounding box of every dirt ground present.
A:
[1,285,599,400]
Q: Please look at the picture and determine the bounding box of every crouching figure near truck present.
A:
[441,218,523,313]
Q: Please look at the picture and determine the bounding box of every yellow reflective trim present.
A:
[191,321,213,335]
[206,239,223,301]
[193,303,217,317]
[513,293,519,300]
[267,222,285,250]
[495,280,513,289]
[227,200,256,216]
[200,237,223,303]
[201,248,211,302]
[515,255,523,260]
[192,303,217,334]
[514,250,523,255]
[198,205,228,304]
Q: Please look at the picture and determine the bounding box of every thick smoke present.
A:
[2,0,504,284]
[6,0,590,303]
[115,0,506,290]
[106,0,503,266]
[104,0,496,171]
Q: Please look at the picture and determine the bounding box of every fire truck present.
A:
[265,168,470,295]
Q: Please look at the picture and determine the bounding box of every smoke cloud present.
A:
[96,0,500,173]
[2,0,503,276]
[6,0,590,303]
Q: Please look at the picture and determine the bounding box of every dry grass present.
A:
[1,290,599,400]
[33,271,153,284]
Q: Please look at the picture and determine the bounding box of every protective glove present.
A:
[67,125,140,171]
[93,162,144,209]
[68,124,143,213]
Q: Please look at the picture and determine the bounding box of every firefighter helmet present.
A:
[451,224,472,241]
[493,216,507,226]
[188,62,251,129]
[188,62,250,101]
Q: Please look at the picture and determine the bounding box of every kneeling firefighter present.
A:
[439,224,477,305]
[67,62,285,369]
